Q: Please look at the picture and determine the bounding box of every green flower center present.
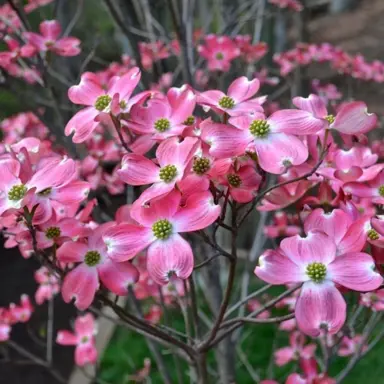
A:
[249,119,270,138]
[183,116,195,126]
[216,52,224,60]
[94,95,112,111]
[379,185,384,197]
[152,219,173,240]
[119,100,127,109]
[84,250,101,267]
[367,229,380,241]
[38,187,52,197]
[154,118,171,132]
[159,165,177,183]
[45,226,61,239]
[227,174,242,188]
[81,336,89,343]
[218,96,235,109]
[8,184,27,201]
[306,262,327,283]
[193,157,210,175]
[325,114,335,124]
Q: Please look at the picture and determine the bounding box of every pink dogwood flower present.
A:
[102,190,220,285]
[344,170,384,205]
[293,94,377,135]
[9,295,33,323]
[0,156,81,219]
[286,357,335,384]
[57,223,140,310]
[56,313,98,366]
[197,35,240,71]
[24,20,80,56]
[264,211,301,238]
[338,335,367,357]
[255,231,382,336]
[126,86,196,149]
[34,266,60,305]
[65,67,142,143]
[274,331,316,366]
[118,136,199,207]
[201,107,325,173]
[197,76,265,116]
[304,208,370,256]
[218,162,262,203]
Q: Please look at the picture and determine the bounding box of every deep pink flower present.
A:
[56,313,98,366]
[24,20,80,56]
[197,35,240,71]
[197,76,264,116]
[218,162,262,203]
[102,190,220,285]
[255,231,382,336]
[57,223,140,310]
[65,67,142,143]
[9,295,33,324]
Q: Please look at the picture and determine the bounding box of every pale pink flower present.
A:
[255,231,382,336]
[338,335,367,357]
[34,266,60,305]
[360,289,384,311]
[102,190,220,285]
[56,313,98,366]
[57,223,140,310]
[24,20,80,56]
[275,331,316,366]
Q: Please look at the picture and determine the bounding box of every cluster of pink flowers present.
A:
[0,19,80,84]
[0,295,33,342]
[274,42,384,81]
[3,8,384,379]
